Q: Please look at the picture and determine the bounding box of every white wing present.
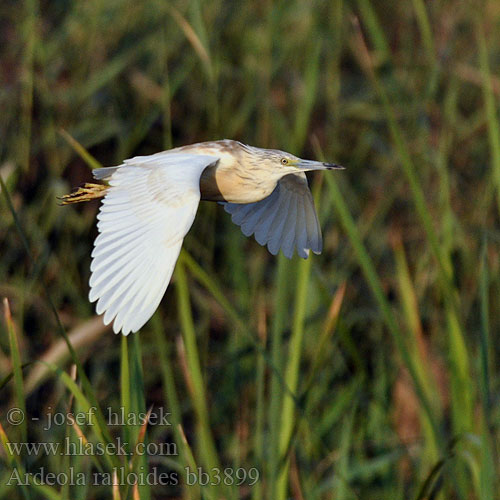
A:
[222,173,322,259]
[89,153,218,335]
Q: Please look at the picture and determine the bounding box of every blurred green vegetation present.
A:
[1,0,499,499]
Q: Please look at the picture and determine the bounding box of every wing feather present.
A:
[303,193,322,253]
[280,197,298,259]
[240,202,272,236]
[90,153,218,335]
[267,193,292,255]
[253,195,280,245]
[295,199,310,258]
[92,166,120,181]
[223,173,322,258]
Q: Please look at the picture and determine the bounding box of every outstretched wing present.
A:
[222,173,322,259]
[90,153,218,335]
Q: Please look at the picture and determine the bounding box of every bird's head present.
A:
[242,144,343,178]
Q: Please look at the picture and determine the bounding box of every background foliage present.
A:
[1,0,499,499]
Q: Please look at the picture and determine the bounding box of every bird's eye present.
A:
[281,158,288,165]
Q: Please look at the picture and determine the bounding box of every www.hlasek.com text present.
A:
[7,437,177,457]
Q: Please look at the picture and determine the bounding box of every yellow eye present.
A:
[281,158,288,165]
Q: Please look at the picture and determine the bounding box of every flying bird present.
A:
[61,140,343,335]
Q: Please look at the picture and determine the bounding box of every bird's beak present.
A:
[295,159,344,171]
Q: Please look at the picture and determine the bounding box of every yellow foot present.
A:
[59,183,108,205]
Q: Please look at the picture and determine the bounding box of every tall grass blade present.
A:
[177,424,202,500]
[128,334,151,500]
[120,336,131,456]
[175,259,231,500]
[0,422,30,500]
[168,6,213,82]
[252,298,266,500]
[3,299,27,444]
[478,239,492,419]
[267,255,289,497]
[334,403,357,500]
[478,239,496,500]
[476,18,500,218]
[292,39,321,152]
[392,237,441,465]
[302,282,345,394]
[59,129,103,171]
[275,255,312,500]
[18,0,36,171]
[355,0,391,64]
[150,313,201,498]
[410,0,436,65]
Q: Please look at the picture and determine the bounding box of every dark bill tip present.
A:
[323,163,345,170]
[296,159,345,171]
